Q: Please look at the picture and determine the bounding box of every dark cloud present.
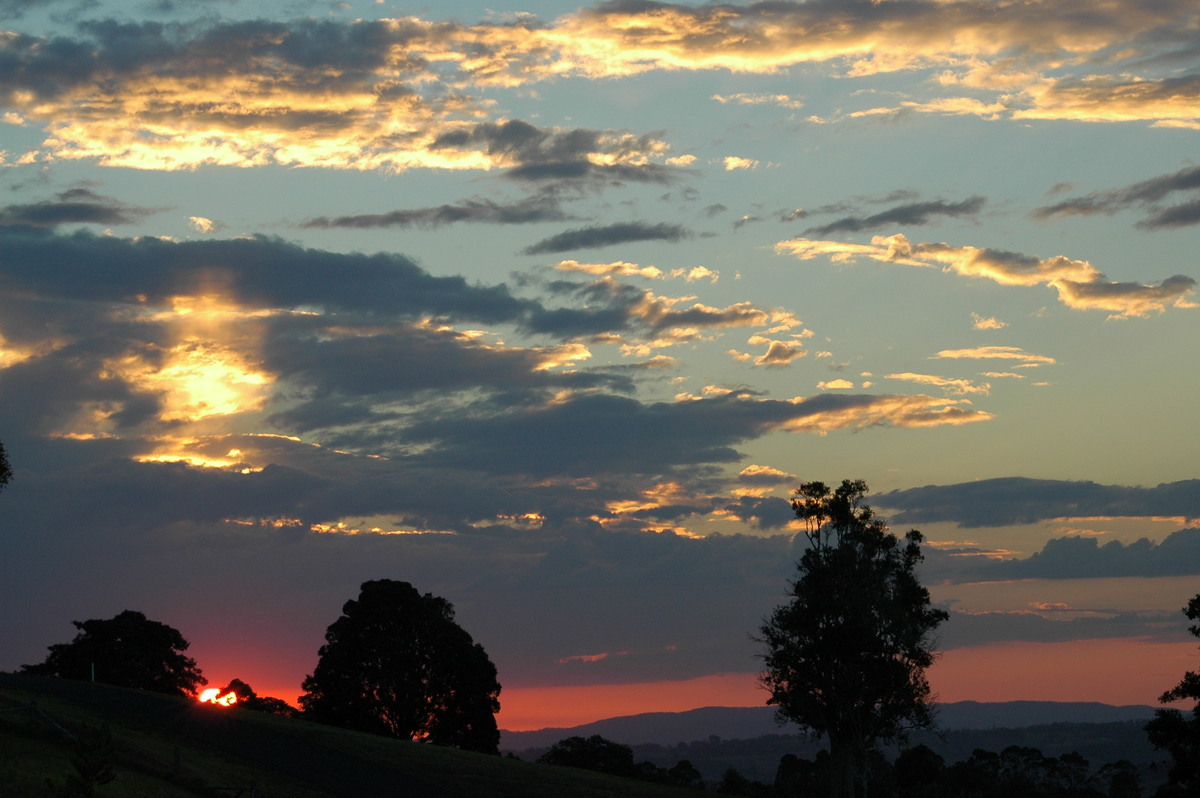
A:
[1034,164,1200,228]
[522,221,692,254]
[0,227,533,323]
[0,189,156,228]
[804,196,986,235]
[503,162,676,184]
[400,391,988,479]
[430,120,671,182]
[1139,198,1200,229]
[979,528,1200,579]
[939,606,1179,649]
[259,322,634,432]
[302,195,572,229]
[878,477,1200,527]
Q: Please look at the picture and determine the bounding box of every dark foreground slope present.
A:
[0,673,706,798]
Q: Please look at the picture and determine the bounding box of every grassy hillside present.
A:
[0,674,707,798]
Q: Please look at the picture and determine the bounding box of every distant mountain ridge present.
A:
[499,701,1158,750]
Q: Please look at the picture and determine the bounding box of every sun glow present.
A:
[198,688,238,707]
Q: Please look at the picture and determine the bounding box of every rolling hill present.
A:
[0,673,706,798]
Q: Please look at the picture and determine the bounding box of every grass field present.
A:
[0,674,709,798]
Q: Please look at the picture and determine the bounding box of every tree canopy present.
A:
[299,579,501,754]
[758,479,948,798]
[1145,592,1200,796]
[21,610,206,697]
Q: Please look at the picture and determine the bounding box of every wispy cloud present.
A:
[523,222,692,255]
[303,195,571,229]
[805,196,986,236]
[1034,165,1200,229]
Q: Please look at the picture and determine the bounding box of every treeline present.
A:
[600,720,1157,784]
[534,734,1158,797]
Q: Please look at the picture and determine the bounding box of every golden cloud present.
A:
[778,233,1196,318]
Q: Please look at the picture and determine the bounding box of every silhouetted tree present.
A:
[1145,592,1200,796]
[758,479,949,798]
[22,610,206,697]
[219,678,296,717]
[893,744,945,798]
[1094,760,1141,798]
[299,579,501,754]
[538,735,636,777]
[668,759,703,788]
[0,437,11,493]
[717,767,754,795]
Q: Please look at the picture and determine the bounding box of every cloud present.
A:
[979,528,1200,579]
[712,93,804,109]
[723,156,760,171]
[2,1,1198,182]
[0,189,155,228]
[187,216,221,234]
[886,372,990,396]
[932,346,1056,366]
[303,195,571,229]
[971,312,1007,330]
[746,335,806,367]
[736,464,797,487]
[777,233,1197,318]
[1034,164,1200,229]
[804,196,986,236]
[938,606,1180,649]
[522,222,692,255]
[402,390,991,479]
[878,477,1200,528]
[553,259,664,280]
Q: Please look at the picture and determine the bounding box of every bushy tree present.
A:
[300,579,501,754]
[758,479,948,798]
[1145,593,1200,795]
[537,735,636,777]
[22,610,206,697]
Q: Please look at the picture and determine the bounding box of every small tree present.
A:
[1145,593,1200,795]
[22,610,206,697]
[758,479,948,798]
[300,579,501,754]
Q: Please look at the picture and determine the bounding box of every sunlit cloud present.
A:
[723,156,760,171]
[781,393,992,431]
[736,464,796,486]
[971,312,1007,330]
[777,233,1196,318]
[933,346,1056,366]
[3,1,1194,180]
[554,259,664,279]
[886,372,991,396]
[712,93,804,109]
[670,266,719,283]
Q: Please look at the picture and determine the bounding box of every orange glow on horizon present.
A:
[496,637,1197,731]
[929,637,1198,706]
[497,673,766,731]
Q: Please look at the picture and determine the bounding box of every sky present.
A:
[1,0,1199,733]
